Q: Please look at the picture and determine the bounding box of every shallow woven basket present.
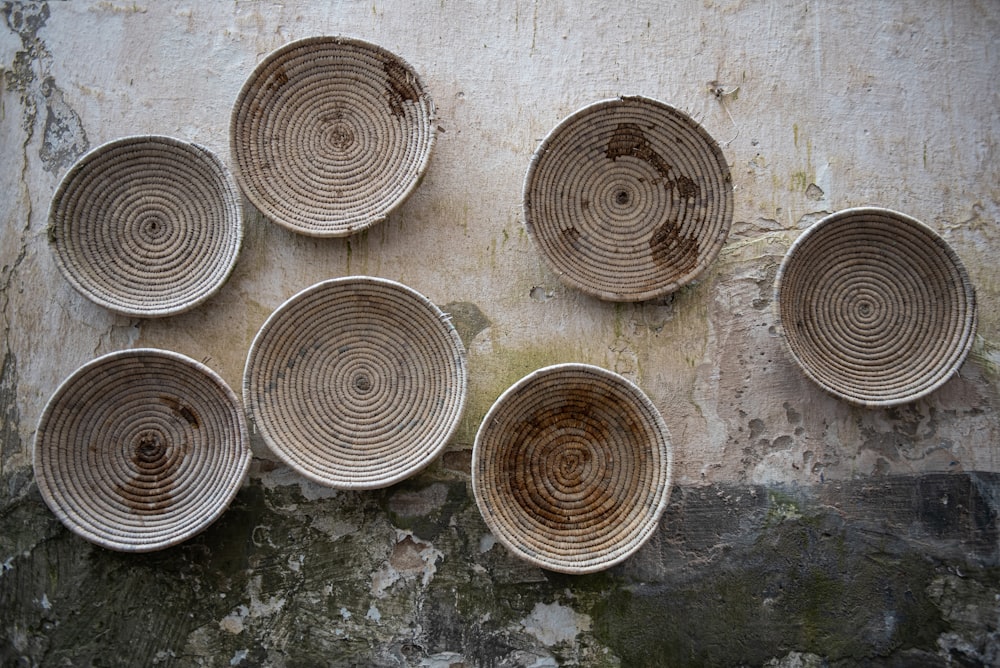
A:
[472,364,673,574]
[230,36,435,237]
[523,96,733,302]
[775,207,977,408]
[48,135,243,317]
[244,277,467,489]
[33,349,251,552]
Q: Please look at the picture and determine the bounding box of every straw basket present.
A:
[230,36,435,236]
[33,349,250,552]
[472,364,672,574]
[47,135,243,317]
[244,277,467,489]
[523,96,733,301]
[774,207,977,407]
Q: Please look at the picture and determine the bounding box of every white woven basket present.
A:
[230,36,435,237]
[33,349,251,552]
[48,135,243,317]
[244,277,467,489]
[473,363,673,574]
[524,96,733,301]
[775,207,977,407]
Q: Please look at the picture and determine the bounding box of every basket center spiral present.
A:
[134,431,169,465]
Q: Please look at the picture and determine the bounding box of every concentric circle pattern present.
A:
[33,349,251,552]
[230,36,435,236]
[775,207,977,407]
[523,96,733,301]
[48,136,243,317]
[472,364,673,574]
[244,277,467,489]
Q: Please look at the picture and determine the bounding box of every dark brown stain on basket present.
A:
[562,226,583,250]
[384,59,420,117]
[273,65,289,88]
[116,431,184,515]
[500,394,636,532]
[650,214,701,277]
[160,396,200,429]
[606,123,700,200]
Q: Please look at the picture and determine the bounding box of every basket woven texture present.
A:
[244,277,467,489]
[775,207,977,407]
[48,135,243,317]
[230,36,435,237]
[33,349,251,552]
[472,364,672,574]
[523,96,733,302]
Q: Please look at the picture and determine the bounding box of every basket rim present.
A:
[472,362,673,574]
[47,134,244,318]
[243,275,468,490]
[229,35,436,238]
[32,347,251,552]
[522,95,733,302]
[772,206,978,408]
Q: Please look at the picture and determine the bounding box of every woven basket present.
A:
[48,136,243,317]
[472,364,673,574]
[230,36,435,237]
[523,96,733,302]
[244,277,467,489]
[33,349,250,552]
[775,207,977,407]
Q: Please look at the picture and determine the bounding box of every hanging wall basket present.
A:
[33,349,251,552]
[48,136,243,317]
[244,277,467,489]
[523,96,733,301]
[230,36,435,237]
[774,207,977,407]
[472,364,673,574]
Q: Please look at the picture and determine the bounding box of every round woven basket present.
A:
[33,349,251,552]
[230,36,435,237]
[244,277,467,489]
[775,207,977,407]
[48,135,243,317]
[523,96,733,302]
[472,364,673,574]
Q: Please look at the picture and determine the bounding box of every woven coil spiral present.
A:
[47,135,243,317]
[775,207,977,407]
[472,364,673,574]
[33,349,251,552]
[244,277,467,489]
[230,36,435,237]
[523,96,733,302]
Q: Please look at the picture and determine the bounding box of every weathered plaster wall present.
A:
[2,1,999,665]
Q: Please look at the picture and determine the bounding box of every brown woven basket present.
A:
[472,364,673,574]
[244,277,467,489]
[774,207,977,407]
[33,349,251,552]
[48,136,243,317]
[523,96,733,301]
[230,36,435,237]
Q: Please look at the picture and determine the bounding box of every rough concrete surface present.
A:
[2,1,999,666]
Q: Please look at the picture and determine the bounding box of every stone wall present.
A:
[2,1,998,665]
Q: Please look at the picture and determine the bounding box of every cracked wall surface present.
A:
[1,1,999,666]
